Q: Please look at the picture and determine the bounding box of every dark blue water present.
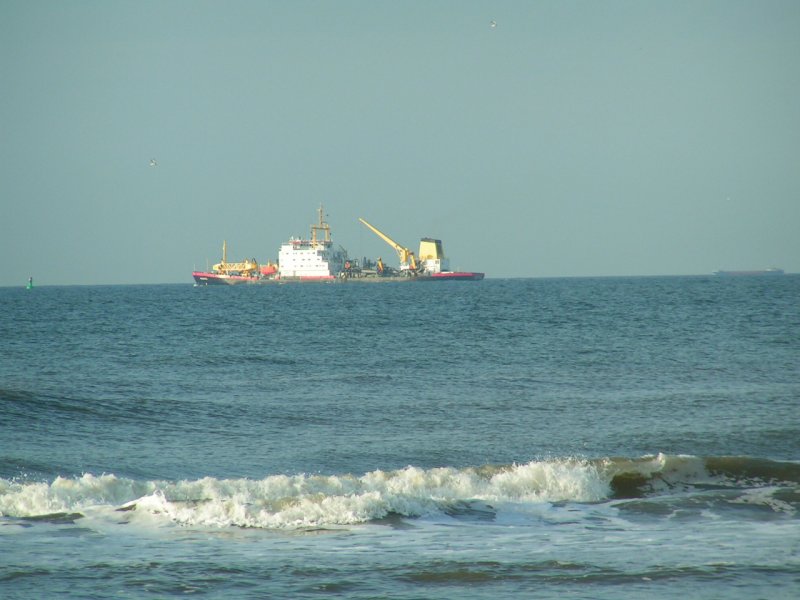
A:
[2,277,799,598]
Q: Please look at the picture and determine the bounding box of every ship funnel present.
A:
[418,238,449,273]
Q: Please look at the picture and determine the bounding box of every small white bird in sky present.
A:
[149,158,158,167]
[490,20,497,29]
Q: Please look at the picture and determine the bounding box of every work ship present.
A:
[712,268,785,277]
[192,207,484,285]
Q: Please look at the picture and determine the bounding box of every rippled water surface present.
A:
[2,276,799,598]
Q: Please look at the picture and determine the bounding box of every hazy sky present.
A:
[2,0,799,285]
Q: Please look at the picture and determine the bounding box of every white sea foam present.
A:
[0,459,615,529]
[731,486,797,516]
[0,473,155,518]
[3,456,792,529]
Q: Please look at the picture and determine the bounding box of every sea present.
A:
[1,275,799,599]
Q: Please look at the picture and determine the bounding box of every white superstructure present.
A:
[277,206,347,280]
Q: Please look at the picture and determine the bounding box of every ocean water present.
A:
[1,276,799,599]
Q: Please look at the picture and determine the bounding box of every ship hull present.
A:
[273,276,337,283]
[340,272,484,282]
[424,271,485,281]
[713,269,784,277]
[192,271,262,285]
[193,270,485,285]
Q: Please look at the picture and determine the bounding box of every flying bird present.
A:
[149,158,158,167]
[490,20,497,29]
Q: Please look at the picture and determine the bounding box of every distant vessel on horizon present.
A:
[713,268,785,277]
[193,206,484,285]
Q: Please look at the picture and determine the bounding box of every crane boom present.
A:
[358,218,416,271]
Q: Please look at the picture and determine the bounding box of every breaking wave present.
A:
[1,454,798,529]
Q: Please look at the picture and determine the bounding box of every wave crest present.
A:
[2,455,797,529]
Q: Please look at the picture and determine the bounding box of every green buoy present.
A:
[27,276,33,289]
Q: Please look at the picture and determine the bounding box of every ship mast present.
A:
[310,204,332,246]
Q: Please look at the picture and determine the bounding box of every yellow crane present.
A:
[212,240,260,277]
[358,218,417,272]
